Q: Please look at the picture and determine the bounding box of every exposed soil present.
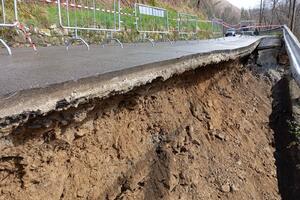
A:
[0,61,280,200]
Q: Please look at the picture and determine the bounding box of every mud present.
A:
[0,61,280,200]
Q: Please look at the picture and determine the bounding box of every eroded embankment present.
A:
[0,60,281,199]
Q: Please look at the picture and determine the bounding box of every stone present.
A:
[12,43,20,48]
[230,184,239,192]
[208,122,214,130]
[221,184,231,193]
[169,174,179,191]
[215,132,225,141]
[241,109,247,115]
[186,125,201,146]
[265,69,282,84]
[190,102,203,121]
[73,110,88,123]
[39,29,51,37]
[278,68,285,73]
[257,49,280,67]
[75,130,86,137]
[0,126,14,136]
[32,27,39,34]
[30,35,46,46]
[60,120,69,126]
[278,53,289,65]
[62,28,69,36]
[207,100,213,107]
[52,28,64,37]
[42,119,53,128]
[14,31,26,43]
[61,127,75,144]
[179,171,190,186]
[28,120,43,129]
[211,130,227,141]
[186,125,194,138]
[49,24,57,29]
[0,135,13,148]
[74,120,93,137]
[49,37,61,45]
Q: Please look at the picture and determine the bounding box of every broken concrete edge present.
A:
[0,40,261,135]
[288,78,300,143]
[257,36,283,50]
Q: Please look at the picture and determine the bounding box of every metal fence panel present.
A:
[0,0,18,55]
[134,3,169,34]
[177,13,197,36]
[211,20,224,38]
[57,0,123,49]
[134,3,171,46]
[198,19,213,34]
[0,0,18,26]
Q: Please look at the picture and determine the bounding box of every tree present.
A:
[290,0,297,31]
[259,0,264,24]
[241,8,250,20]
[271,0,280,24]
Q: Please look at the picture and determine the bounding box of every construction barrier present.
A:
[134,3,171,46]
[0,0,18,55]
[211,19,225,38]
[1,1,283,55]
[57,0,123,50]
[177,13,198,40]
[42,0,133,16]
[197,19,213,34]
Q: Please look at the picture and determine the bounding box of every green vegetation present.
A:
[0,1,223,45]
[18,2,49,27]
[46,4,216,34]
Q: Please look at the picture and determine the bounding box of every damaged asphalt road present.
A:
[0,37,262,97]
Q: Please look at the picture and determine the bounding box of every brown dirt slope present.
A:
[0,61,280,199]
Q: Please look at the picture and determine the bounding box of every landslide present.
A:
[0,61,280,200]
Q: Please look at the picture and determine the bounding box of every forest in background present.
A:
[241,0,300,37]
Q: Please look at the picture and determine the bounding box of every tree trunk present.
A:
[290,0,297,31]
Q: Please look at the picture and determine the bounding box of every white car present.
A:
[225,29,236,37]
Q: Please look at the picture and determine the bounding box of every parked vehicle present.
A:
[241,31,255,36]
[225,28,236,37]
[241,25,249,32]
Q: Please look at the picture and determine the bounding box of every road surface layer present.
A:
[0,37,261,97]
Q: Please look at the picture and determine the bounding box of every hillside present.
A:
[214,0,241,18]
[185,0,240,23]
[0,0,241,48]
[123,0,240,21]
